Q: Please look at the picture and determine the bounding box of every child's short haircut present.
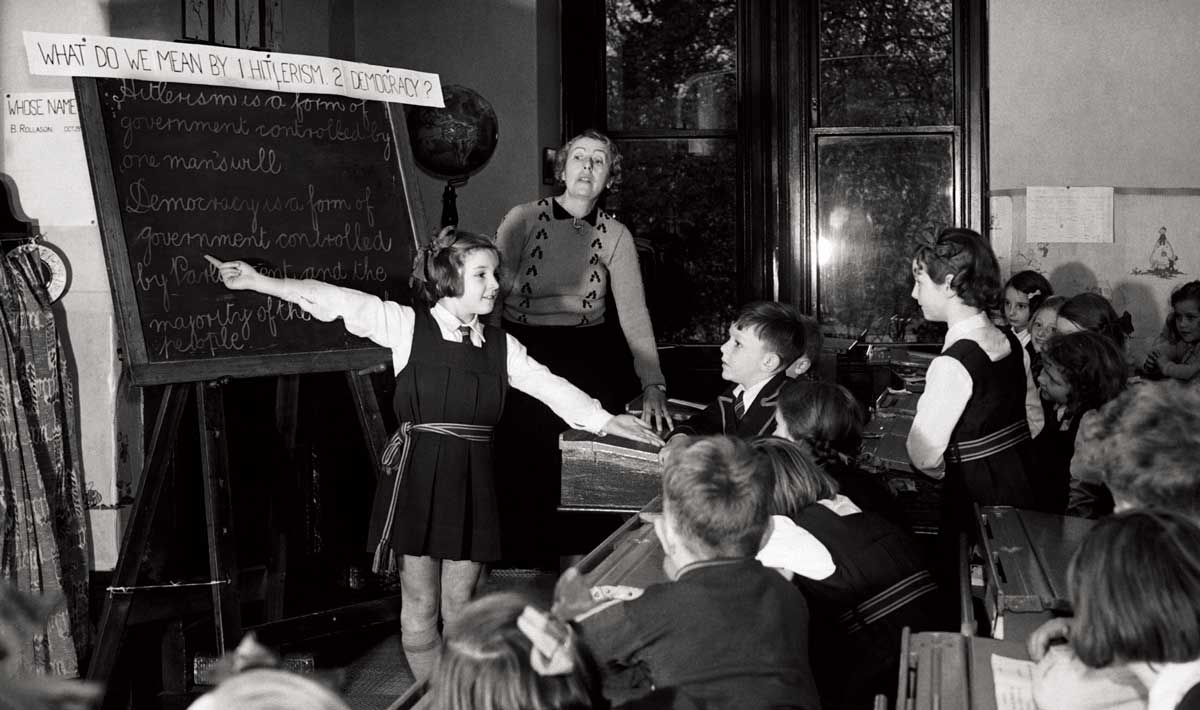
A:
[912,227,1001,311]
[1059,292,1129,348]
[1040,331,1127,416]
[429,592,603,710]
[751,437,839,520]
[190,669,351,710]
[775,380,866,457]
[1005,270,1054,315]
[733,301,809,371]
[554,129,623,189]
[412,227,501,307]
[1068,509,1200,668]
[1165,280,1200,343]
[661,436,772,559]
[1072,381,1200,518]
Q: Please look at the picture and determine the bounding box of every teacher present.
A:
[493,129,669,562]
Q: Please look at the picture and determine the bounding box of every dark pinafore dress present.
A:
[941,329,1036,532]
[792,504,939,710]
[367,307,508,572]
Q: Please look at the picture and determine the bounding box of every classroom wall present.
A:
[353,0,560,238]
[0,0,334,570]
[989,0,1200,361]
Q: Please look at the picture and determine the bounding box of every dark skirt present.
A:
[494,315,640,562]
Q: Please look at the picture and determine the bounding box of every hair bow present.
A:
[516,606,577,676]
[1027,289,1043,299]
[410,225,460,284]
[915,230,965,261]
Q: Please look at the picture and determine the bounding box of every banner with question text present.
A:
[23,31,444,107]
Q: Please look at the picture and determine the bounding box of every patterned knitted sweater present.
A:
[495,198,664,389]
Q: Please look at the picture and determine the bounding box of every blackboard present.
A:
[74,77,428,385]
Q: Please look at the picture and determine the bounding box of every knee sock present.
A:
[401,623,441,680]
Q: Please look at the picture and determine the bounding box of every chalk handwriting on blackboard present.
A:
[77,77,423,384]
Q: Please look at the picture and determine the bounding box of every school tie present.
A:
[733,391,745,420]
[459,325,475,346]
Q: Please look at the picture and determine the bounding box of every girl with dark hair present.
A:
[905,227,1039,526]
[1065,510,1200,710]
[752,437,939,710]
[1057,292,1131,350]
[205,227,660,680]
[1004,270,1054,351]
[773,379,904,523]
[1033,331,1128,515]
[1144,280,1200,383]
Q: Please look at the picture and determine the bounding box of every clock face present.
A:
[13,243,70,302]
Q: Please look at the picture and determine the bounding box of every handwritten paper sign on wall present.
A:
[1026,186,1114,243]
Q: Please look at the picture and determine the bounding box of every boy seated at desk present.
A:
[1028,380,1200,710]
[668,302,816,441]
[555,436,820,710]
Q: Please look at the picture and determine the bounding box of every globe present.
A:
[407,85,500,179]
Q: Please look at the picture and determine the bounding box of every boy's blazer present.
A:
[671,371,790,439]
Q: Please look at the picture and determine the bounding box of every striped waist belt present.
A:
[372,421,495,575]
[380,421,495,475]
[837,570,938,634]
[945,420,1030,464]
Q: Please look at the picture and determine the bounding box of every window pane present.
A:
[816,134,954,342]
[606,138,737,344]
[819,0,953,127]
[606,0,737,130]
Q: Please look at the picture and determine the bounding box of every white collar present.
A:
[432,303,486,344]
[734,374,776,410]
[818,494,862,517]
[941,312,991,352]
[1148,658,1200,710]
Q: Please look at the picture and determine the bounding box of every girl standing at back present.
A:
[1143,281,1200,384]
[1003,270,1054,437]
[205,228,661,680]
[905,228,1038,534]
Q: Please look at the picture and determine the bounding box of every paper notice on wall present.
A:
[1026,186,1114,243]
[990,195,1014,277]
[991,653,1037,710]
[3,91,96,226]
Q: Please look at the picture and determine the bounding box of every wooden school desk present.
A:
[897,630,1033,710]
[860,387,942,535]
[971,506,1095,642]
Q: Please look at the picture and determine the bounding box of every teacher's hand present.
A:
[601,414,665,448]
[641,386,673,433]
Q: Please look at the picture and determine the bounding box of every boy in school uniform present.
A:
[555,436,820,710]
[669,302,813,440]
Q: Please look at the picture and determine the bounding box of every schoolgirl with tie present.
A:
[205,228,661,680]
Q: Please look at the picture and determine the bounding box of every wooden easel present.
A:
[87,368,391,706]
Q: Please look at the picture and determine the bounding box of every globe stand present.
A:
[440,176,469,228]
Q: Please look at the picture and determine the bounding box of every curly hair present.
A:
[1070,380,1200,517]
[1069,510,1200,669]
[554,129,622,191]
[1164,280,1200,344]
[1058,292,1129,349]
[428,592,604,710]
[411,227,501,307]
[1040,331,1127,416]
[912,227,1001,310]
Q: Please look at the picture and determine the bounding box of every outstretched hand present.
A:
[204,254,261,290]
[601,414,665,447]
[1027,616,1071,662]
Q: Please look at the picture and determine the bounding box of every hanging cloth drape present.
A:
[0,248,90,675]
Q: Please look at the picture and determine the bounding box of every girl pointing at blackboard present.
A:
[205,228,662,680]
